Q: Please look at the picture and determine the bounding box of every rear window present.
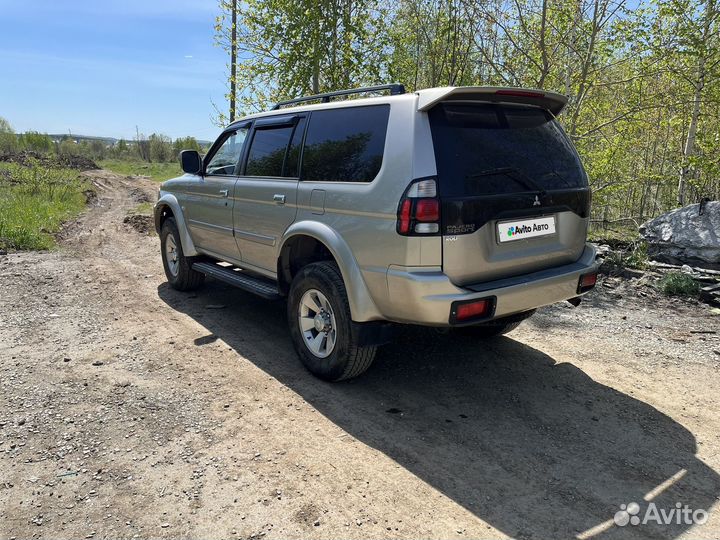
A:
[302,105,390,182]
[428,103,587,197]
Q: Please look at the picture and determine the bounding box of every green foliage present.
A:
[0,132,18,154]
[0,117,13,133]
[621,242,649,270]
[148,133,172,162]
[130,201,154,215]
[659,271,701,297]
[19,131,52,153]
[0,116,19,154]
[173,136,201,157]
[0,162,89,250]
[587,225,641,245]
[89,139,106,160]
[99,159,182,182]
[216,0,720,222]
[215,0,389,117]
[387,1,479,89]
[57,138,81,156]
[601,241,649,270]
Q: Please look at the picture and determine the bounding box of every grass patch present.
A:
[99,159,182,182]
[659,271,700,297]
[0,162,90,250]
[588,225,641,247]
[603,240,649,270]
[129,202,154,215]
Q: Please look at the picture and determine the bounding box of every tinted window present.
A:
[284,117,306,178]
[245,125,294,177]
[302,105,390,182]
[428,103,587,197]
[205,128,248,175]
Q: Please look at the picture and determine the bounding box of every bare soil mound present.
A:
[0,150,99,170]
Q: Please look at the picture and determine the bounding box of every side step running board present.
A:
[192,261,282,300]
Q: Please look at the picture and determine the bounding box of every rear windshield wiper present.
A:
[466,167,547,195]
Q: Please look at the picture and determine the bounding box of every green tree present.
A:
[173,136,201,158]
[19,131,52,153]
[88,139,106,160]
[387,0,480,89]
[654,0,720,204]
[0,116,18,154]
[58,137,80,156]
[215,0,390,119]
[148,133,172,162]
[211,0,720,225]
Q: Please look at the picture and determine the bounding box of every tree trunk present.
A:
[678,76,703,206]
[229,0,237,122]
[537,0,549,88]
[677,0,715,206]
[568,0,602,137]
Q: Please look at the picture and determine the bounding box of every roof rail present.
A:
[271,83,406,110]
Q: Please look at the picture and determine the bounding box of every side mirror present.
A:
[180,150,202,175]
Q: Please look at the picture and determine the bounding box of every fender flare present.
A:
[279,221,383,322]
[154,193,199,256]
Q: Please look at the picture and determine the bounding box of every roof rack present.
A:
[271,83,406,110]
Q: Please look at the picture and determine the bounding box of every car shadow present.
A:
[158,280,720,539]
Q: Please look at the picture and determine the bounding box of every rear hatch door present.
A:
[428,101,591,286]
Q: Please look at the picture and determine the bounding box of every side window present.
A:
[245,125,295,177]
[284,117,307,178]
[301,105,390,183]
[205,128,248,176]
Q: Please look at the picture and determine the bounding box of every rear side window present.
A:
[428,103,587,197]
[302,105,390,182]
[245,126,295,177]
[284,117,307,178]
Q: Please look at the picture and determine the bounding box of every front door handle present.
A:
[219,189,229,198]
[273,194,286,205]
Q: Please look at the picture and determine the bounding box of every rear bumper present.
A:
[384,244,599,326]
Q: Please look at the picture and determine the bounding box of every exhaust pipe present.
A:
[567,297,582,307]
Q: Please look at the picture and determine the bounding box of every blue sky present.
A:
[0,0,228,141]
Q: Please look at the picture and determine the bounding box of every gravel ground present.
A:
[1,170,719,540]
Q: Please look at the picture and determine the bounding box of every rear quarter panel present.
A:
[293,97,441,317]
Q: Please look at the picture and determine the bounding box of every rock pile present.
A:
[640,200,720,270]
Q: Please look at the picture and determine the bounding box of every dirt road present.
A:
[1,171,719,540]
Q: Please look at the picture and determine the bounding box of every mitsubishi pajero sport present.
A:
[154,84,599,381]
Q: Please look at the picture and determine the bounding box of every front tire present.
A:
[160,217,204,291]
[287,261,376,381]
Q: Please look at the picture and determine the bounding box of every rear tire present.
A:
[160,217,204,291]
[287,261,376,381]
[455,309,535,338]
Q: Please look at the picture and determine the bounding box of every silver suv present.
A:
[154,84,599,381]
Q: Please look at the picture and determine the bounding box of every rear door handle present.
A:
[219,189,229,198]
[273,194,286,204]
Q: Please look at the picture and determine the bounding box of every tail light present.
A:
[450,297,496,324]
[577,272,597,294]
[397,178,440,235]
[495,89,545,99]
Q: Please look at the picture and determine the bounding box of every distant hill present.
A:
[47,134,213,147]
[48,134,118,145]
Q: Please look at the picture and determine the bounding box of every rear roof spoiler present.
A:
[417,86,568,117]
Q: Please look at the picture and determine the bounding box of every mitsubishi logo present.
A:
[533,195,541,206]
